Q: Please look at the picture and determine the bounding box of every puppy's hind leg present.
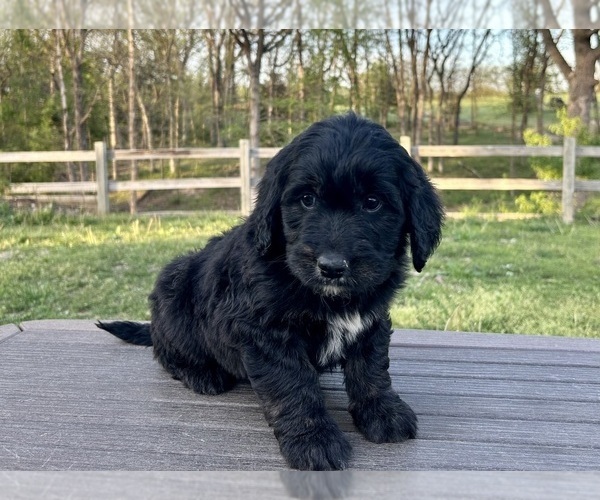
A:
[154,342,237,396]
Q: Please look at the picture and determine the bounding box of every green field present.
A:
[1,211,598,338]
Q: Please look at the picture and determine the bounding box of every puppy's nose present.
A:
[317,254,348,279]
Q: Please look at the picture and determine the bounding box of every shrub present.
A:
[519,109,600,215]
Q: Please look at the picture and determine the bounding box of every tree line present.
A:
[0,28,598,186]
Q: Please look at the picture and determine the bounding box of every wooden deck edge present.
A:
[1,471,599,498]
[0,323,21,343]
[13,320,600,352]
[19,319,102,332]
[391,329,600,352]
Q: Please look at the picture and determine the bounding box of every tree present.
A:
[540,28,600,127]
[333,30,363,111]
[429,30,464,164]
[384,30,409,135]
[509,30,549,141]
[537,1,600,126]
[127,0,137,213]
[451,30,493,145]
[204,30,229,147]
[230,29,291,177]
[52,29,73,180]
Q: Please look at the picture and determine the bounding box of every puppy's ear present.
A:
[400,155,444,272]
[251,142,295,256]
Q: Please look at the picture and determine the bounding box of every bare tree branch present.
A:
[538,29,573,79]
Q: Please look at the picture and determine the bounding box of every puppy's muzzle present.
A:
[317,253,349,279]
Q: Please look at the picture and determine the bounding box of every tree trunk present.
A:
[64,30,88,180]
[167,76,176,175]
[53,30,74,182]
[408,30,420,144]
[231,29,291,182]
[136,88,154,171]
[224,32,237,142]
[296,29,306,124]
[415,30,431,157]
[205,30,225,147]
[249,60,261,179]
[385,30,408,136]
[127,10,137,214]
[568,32,597,126]
[452,31,491,145]
[108,70,118,179]
[540,29,599,127]
[536,53,549,134]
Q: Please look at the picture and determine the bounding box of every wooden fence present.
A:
[2,137,600,222]
[400,136,600,223]
[3,141,259,217]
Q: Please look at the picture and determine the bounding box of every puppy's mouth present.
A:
[318,278,350,297]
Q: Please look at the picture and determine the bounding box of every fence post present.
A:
[95,141,109,215]
[562,136,576,224]
[400,136,412,157]
[239,139,252,216]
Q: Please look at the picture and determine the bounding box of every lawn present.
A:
[1,211,599,338]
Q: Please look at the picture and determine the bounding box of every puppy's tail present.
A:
[97,321,153,346]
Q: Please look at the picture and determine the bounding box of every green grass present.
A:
[1,211,599,338]
[0,212,239,323]
[390,217,600,337]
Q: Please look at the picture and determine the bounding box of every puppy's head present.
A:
[251,113,443,296]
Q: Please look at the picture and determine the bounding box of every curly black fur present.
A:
[97,113,444,470]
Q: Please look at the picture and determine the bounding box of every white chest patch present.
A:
[318,312,372,366]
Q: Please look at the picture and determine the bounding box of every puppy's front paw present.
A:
[350,392,418,443]
[278,423,352,471]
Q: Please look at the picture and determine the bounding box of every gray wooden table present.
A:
[1,320,599,472]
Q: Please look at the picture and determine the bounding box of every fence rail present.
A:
[2,137,600,223]
[3,140,256,216]
[400,136,600,223]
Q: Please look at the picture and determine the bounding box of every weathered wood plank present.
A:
[0,324,20,343]
[390,360,600,384]
[0,150,96,163]
[321,370,600,403]
[432,178,562,191]
[6,381,598,427]
[413,145,563,158]
[577,145,600,157]
[390,345,600,367]
[562,137,576,223]
[21,322,599,352]
[253,147,281,159]
[239,139,252,216]
[370,376,599,403]
[576,179,600,192]
[112,148,240,160]
[9,182,97,194]
[3,377,598,451]
[95,141,109,215]
[1,471,598,499]
[109,178,242,192]
[2,420,599,471]
[2,322,599,471]
[8,194,97,204]
[0,472,289,499]
[19,319,106,332]
[391,329,600,352]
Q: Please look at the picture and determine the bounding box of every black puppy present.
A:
[98,113,443,470]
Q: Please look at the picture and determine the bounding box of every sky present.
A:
[0,0,586,29]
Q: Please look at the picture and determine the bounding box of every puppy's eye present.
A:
[300,193,316,209]
[363,195,382,213]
